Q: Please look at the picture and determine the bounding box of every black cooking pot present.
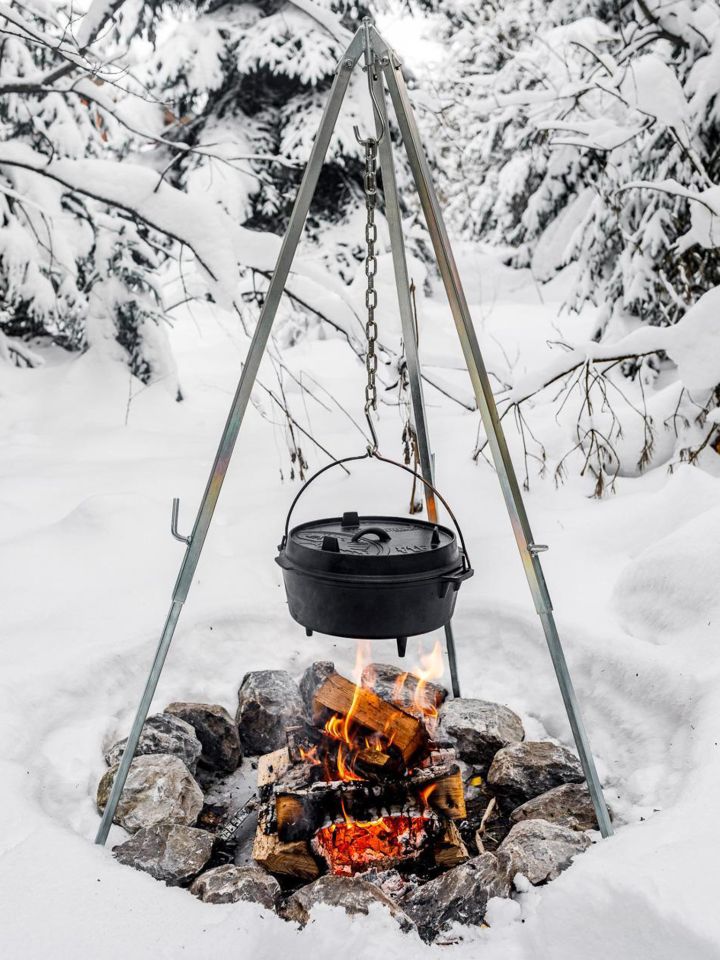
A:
[275,452,473,651]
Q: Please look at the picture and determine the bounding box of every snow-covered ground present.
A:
[2,249,719,958]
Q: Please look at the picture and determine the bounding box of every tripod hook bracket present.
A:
[171,498,192,545]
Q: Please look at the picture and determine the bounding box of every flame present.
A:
[418,782,438,808]
[352,640,373,684]
[321,640,376,782]
[410,639,444,733]
[319,639,446,783]
[336,743,364,782]
[391,671,410,704]
[324,713,366,781]
[299,745,321,766]
[325,715,345,741]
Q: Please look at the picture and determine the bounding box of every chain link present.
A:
[362,137,379,445]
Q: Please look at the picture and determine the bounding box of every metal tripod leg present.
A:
[370,64,461,697]
[375,31,613,838]
[94,31,364,845]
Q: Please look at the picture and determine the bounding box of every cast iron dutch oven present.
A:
[275,453,473,646]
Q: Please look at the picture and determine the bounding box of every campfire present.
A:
[97,647,605,942]
[253,642,469,880]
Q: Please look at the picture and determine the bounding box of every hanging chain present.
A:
[353,31,385,454]
[362,135,380,450]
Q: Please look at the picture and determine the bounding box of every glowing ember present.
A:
[313,814,432,876]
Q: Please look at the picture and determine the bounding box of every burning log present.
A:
[252,808,320,882]
[354,748,394,779]
[285,720,324,765]
[433,821,469,869]
[274,762,466,842]
[286,721,397,781]
[253,750,321,881]
[313,672,428,764]
[360,662,447,719]
[414,765,466,820]
[257,747,291,787]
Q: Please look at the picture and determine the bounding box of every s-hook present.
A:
[353,18,385,148]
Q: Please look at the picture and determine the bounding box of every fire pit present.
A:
[97,648,608,943]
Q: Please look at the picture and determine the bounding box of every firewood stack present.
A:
[252,669,468,880]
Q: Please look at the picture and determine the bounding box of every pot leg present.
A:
[445,623,461,698]
[396,637,407,657]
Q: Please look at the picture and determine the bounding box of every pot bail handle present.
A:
[280,451,373,549]
[279,448,472,573]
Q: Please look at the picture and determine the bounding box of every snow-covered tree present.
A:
[425,0,720,492]
[121,1,368,239]
[0,0,376,390]
[0,0,181,383]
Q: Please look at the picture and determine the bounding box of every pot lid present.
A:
[281,512,463,577]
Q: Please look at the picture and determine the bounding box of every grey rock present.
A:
[282,875,416,932]
[113,822,214,885]
[236,670,304,755]
[357,867,414,902]
[510,782,608,832]
[97,754,204,833]
[498,818,590,884]
[104,713,202,774]
[190,864,281,907]
[487,741,584,809]
[299,661,335,714]
[165,702,242,773]
[361,662,448,715]
[439,698,524,769]
[401,852,513,943]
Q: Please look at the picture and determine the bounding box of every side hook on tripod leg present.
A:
[171,498,192,545]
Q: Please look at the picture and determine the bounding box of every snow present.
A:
[0,143,277,304]
[2,250,720,957]
[504,281,720,405]
[613,502,720,642]
[678,184,720,252]
[75,0,125,48]
[620,54,690,137]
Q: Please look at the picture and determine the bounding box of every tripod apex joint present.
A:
[93,20,613,847]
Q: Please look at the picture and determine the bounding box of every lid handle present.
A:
[350,526,391,543]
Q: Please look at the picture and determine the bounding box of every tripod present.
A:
[96,20,613,845]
